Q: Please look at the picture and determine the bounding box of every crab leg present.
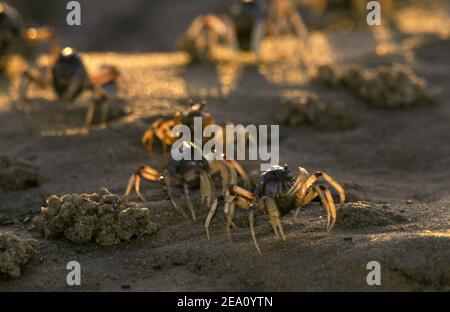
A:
[228,194,260,254]
[226,160,252,190]
[209,160,230,195]
[205,198,219,240]
[100,99,110,124]
[163,172,187,219]
[298,171,345,204]
[85,101,96,125]
[199,171,214,206]
[224,187,259,248]
[249,209,262,255]
[314,185,337,232]
[294,187,319,218]
[142,119,164,153]
[89,94,110,125]
[124,174,136,199]
[88,86,109,125]
[261,197,286,241]
[230,185,255,201]
[133,175,149,204]
[287,167,309,198]
[228,186,264,254]
[124,166,163,204]
[286,177,302,198]
[320,172,346,203]
[183,183,197,221]
[226,161,238,186]
[207,185,260,252]
[223,191,236,242]
[320,185,337,231]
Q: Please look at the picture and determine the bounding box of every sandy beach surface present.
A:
[0,4,449,291]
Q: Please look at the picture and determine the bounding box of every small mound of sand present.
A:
[315,63,437,108]
[0,232,37,278]
[0,155,41,191]
[336,202,407,230]
[276,91,356,130]
[33,188,158,246]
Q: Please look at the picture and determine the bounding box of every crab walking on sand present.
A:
[205,165,345,254]
[19,47,121,124]
[231,0,309,54]
[141,100,257,162]
[124,141,252,221]
[179,14,238,63]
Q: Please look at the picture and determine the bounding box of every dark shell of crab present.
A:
[0,3,26,60]
[167,142,210,188]
[256,165,297,216]
[230,0,265,51]
[52,47,89,101]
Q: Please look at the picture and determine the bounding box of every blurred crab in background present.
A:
[230,0,309,55]
[0,1,58,74]
[205,164,345,254]
[178,14,238,64]
[125,141,252,221]
[19,46,128,125]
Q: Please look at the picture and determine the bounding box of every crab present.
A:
[178,14,238,64]
[19,47,122,124]
[205,164,345,254]
[142,101,256,160]
[0,1,58,72]
[230,0,309,54]
[141,101,216,156]
[124,141,252,221]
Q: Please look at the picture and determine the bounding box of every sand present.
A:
[0,9,449,291]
